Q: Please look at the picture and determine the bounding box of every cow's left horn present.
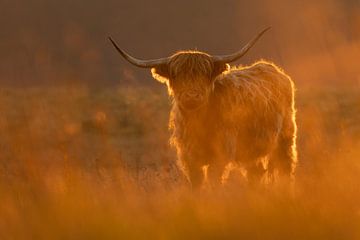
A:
[108,37,170,68]
[212,27,271,63]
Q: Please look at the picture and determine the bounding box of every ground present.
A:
[0,84,359,239]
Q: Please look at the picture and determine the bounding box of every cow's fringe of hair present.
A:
[168,51,214,79]
[151,51,215,96]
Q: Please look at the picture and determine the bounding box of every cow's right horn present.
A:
[109,37,170,68]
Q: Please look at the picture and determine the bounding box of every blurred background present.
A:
[1,0,359,87]
[1,0,360,172]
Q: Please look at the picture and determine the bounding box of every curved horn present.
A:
[108,37,170,68]
[212,27,271,63]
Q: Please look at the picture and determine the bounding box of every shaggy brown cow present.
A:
[109,28,297,188]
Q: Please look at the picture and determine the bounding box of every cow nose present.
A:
[184,91,201,100]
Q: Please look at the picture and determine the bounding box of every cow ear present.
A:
[212,62,229,78]
[151,64,170,84]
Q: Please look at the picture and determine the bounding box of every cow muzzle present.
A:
[179,91,205,110]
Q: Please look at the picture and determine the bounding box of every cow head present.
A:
[109,27,270,112]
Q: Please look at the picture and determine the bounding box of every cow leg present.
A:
[187,162,204,190]
[270,135,296,181]
[235,150,265,185]
[245,160,266,185]
[269,115,297,183]
[207,161,227,187]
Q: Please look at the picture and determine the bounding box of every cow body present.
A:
[109,28,297,188]
[169,61,297,187]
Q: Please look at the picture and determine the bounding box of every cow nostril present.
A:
[185,92,201,100]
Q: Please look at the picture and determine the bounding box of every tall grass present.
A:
[0,85,359,239]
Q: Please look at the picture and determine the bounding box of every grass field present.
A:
[0,84,360,239]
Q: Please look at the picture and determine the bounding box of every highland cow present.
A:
[109,28,297,188]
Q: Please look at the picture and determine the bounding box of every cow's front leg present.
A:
[186,161,204,190]
[207,132,236,187]
[207,160,228,188]
[237,150,267,186]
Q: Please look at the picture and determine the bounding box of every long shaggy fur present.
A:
[152,52,297,188]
